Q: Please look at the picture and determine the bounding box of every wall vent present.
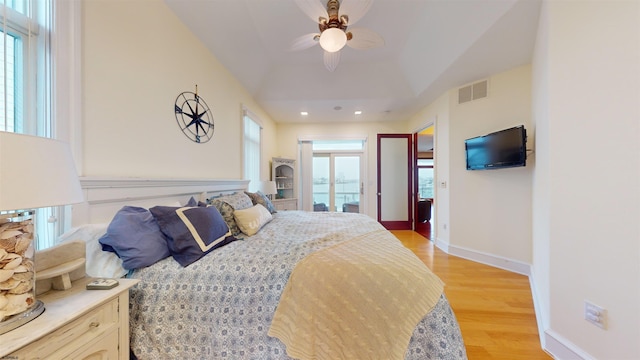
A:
[458,80,488,104]
[458,85,472,104]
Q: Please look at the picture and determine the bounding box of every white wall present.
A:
[275,120,408,218]
[448,66,534,266]
[81,0,277,181]
[532,1,640,359]
[531,0,551,334]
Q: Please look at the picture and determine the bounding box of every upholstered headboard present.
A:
[71,177,249,226]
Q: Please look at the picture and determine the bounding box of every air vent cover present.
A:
[458,80,488,104]
[458,85,472,104]
[472,80,488,99]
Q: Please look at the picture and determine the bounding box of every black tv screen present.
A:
[465,125,527,170]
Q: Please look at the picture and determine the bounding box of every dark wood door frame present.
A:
[413,133,423,234]
[413,133,433,238]
[377,134,413,230]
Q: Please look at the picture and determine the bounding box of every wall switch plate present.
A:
[584,300,607,329]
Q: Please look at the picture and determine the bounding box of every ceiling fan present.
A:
[291,0,384,72]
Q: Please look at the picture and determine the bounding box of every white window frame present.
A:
[298,135,368,214]
[242,106,263,192]
[1,2,40,134]
[0,0,80,250]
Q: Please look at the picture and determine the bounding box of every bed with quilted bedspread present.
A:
[126,210,467,359]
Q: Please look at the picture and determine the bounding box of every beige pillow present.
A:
[233,204,273,236]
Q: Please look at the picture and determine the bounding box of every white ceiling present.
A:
[164,0,541,124]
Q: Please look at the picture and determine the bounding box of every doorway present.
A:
[414,126,435,239]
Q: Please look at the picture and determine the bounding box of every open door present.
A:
[377,134,412,230]
[414,132,428,237]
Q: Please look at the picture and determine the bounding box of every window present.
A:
[0,32,18,132]
[243,108,262,192]
[300,138,366,213]
[1,0,56,249]
[417,159,434,199]
[312,140,364,151]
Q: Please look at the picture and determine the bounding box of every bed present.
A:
[64,178,467,360]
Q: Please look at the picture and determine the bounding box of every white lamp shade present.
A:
[260,181,277,196]
[0,132,83,211]
[319,28,347,53]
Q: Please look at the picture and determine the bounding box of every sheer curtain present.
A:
[299,141,313,211]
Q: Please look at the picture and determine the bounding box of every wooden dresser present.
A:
[0,277,138,359]
[272,198,298,211]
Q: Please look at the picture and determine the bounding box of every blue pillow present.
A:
[186,196,197,207]
[99,206,171,270]
[149,205,237,267]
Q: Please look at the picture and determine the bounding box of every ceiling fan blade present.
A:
[290,33,320,51]
[324,50,341,72]
[338,0,373,26]
[346,27,384,50]
[294,0,328,24]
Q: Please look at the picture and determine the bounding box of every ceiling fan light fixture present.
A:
[319,28,347,53]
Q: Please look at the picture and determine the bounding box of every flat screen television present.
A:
[465,125,527,170]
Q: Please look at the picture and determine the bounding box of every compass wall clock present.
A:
[174,85,214,143]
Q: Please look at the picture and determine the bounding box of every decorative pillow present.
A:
[206,192,254,237]
[185,196,198,207]
[233,204,273,236]
[99,206,171,270]
[208,200,242,237]
[245,190,277,214]
[58,223,127,278]
[212,192,254,210]
[149,205,237,267]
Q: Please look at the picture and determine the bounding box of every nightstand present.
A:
[0,277,138,359]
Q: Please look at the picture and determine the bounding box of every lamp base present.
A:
[0,300,44,335]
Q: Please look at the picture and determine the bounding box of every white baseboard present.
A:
[544,329,594,360]
[432,236,449,253]
[528,269,548,348]
[444,243,531,276]
[432,240,593,360]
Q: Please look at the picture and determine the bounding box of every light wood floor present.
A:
[391,230,552,360]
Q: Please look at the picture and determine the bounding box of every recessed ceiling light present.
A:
[300,111,308,116]
[334,106,342,111]
[354,110,362,115]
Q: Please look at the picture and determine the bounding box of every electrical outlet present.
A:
[584,301,607,329]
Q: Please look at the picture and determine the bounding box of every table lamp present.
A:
[260,181,277,200]
[0,132,83,334]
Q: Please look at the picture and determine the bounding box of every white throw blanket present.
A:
[268,229,444,360]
